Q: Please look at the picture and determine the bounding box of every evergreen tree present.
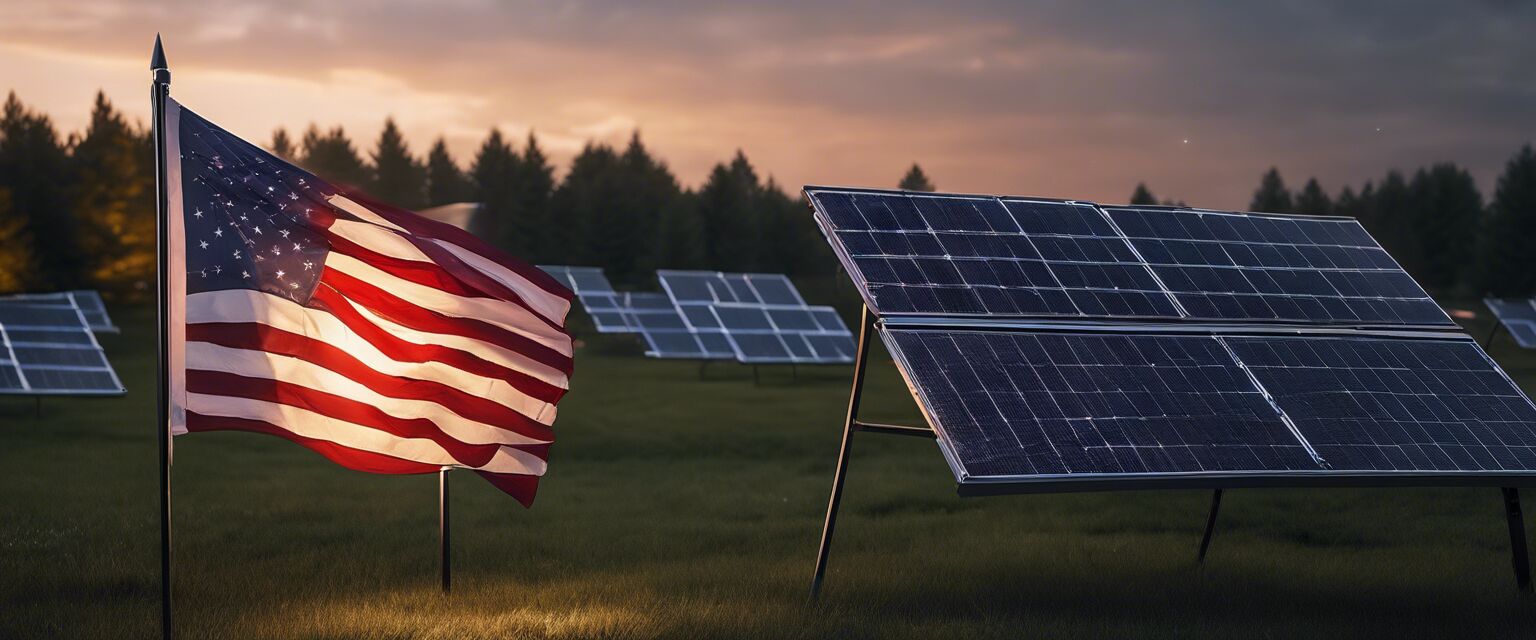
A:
[299,125,372,189]
[549,143,621,267]
[1249,167,1293,213]
[269,128,296,160]
[370,118,426,209]
[755,177,822,275]
[1405,163,1482,290]
[509,133,555,261]
[898,164,935,191]
[1294,178,1332,216]
[1364,170,1413,266]
[697,151,763,272]
[654,192,704,270]
[469,129,522,249]
[0,187,36,293]
[70,92,155,295]
[0,92,77,288]
[1475,146,1536,296]
[1129,183,1158,205]
[425,138,469,206]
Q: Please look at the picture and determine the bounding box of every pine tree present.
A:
[0,92,77,289]
[1405,163,1482,290]
[0,187,36,293]
[1249,167,1293,213]
[299,125,372,189]
[1474,146,1536,296]
[509,133,555,261]
[1293,178,1332,216]
[469,129,522,248]
[697,151,763,272]
[898,164,935,191]
[70,92,156,296]
[370,118,426,209]
[425,138,469,206]
[654,193,703,270]
[549,143,620,267]
[1365,170,1413,266]
[1129,183,1158,205]
[269,128,296,160]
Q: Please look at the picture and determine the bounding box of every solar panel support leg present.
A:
[1484,322,1503,351]
[698,360,708,380]
[810,306,875,600]
[753,365,760,386]
[1502,487,1531,592]
[34,396,41,419]
[1197,489,1223,564]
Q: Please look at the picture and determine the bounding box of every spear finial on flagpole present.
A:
[149,32,175,640]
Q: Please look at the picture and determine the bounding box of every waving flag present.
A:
[161,97,574,506]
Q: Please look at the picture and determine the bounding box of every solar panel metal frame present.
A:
[1484,298,1536,349]
[0,296,126,397]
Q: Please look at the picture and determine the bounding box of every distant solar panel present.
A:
[1485,299,1536,348]
[0,297,125,395]
[658,270,854,364]
[1,290,119,333]
[806,188,1453,328]
[538,265,630,332]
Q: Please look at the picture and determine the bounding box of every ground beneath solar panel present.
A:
[4,303,1536,639]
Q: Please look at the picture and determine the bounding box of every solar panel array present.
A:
[1,290,119,333]
[807,189,1452,327]
[1485,298,1536,348]
[808,186,1536,489]
[658,270,855,364]
[0,296,125,396]
[537,266,630,332]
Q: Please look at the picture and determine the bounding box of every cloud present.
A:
[0,0,1532,207]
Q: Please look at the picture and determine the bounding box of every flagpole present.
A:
[150,34,175,640]
[440,467,451,593]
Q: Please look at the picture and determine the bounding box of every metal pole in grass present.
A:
[440,467,451,593]
[149,33,175,640]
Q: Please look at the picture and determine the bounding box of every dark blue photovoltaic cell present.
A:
[1226,336,1536,472]
[884,329,1318,479]
[658,270,854,364]
[1104,207,1452,326]
[1485,298,1536,348]
[809,190,1181,319]
[0,297,124,395]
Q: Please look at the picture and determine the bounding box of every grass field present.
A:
[4,304,1536,638]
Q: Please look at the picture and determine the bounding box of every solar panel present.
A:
[537,265,630,332]
[806,188,1453,328]
[0,291,119,333]
[1485,298,1536,348]
[657,270,855,364]
[0,297,125,396]
[884,328,1536,485]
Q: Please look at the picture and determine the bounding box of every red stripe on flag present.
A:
[185,411,442,475]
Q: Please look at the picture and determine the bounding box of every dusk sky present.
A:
[2,1,1533,208]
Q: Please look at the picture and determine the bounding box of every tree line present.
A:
[4,89,1535,300]
[1130,148,1536,297]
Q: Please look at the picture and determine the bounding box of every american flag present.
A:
[163,97,574,506]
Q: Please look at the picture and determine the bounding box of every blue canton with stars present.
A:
[179,105,335,304]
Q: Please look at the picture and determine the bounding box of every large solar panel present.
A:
[806,187,1453,328]
[657,270,854,364]
[0,297,125,396]
[884,328,1536,485]
[623,292,734,360]
[1485,298,1536,348]
[807,185,1536,491]
[538,265,629,332]
[1,290,119,333]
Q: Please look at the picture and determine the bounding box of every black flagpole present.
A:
[440,467,451,593]
[150,34,174,640]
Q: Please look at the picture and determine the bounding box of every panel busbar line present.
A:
[0,297,125,396]
[806,186,1455,329]
[884,327,1536,485]
[1485,298,1536,348]
[658,269,855,364]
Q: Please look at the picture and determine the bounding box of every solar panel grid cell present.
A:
[1485,298,1536,348]
[0,297,124,395]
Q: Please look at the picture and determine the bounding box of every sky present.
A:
[1,0,1533,209]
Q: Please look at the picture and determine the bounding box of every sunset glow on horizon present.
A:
[3,1,1532,208]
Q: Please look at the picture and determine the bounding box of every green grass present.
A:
[4,305,1536,638]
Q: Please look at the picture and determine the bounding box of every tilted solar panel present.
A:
[1,291,120,333]
[0,297,125,396]
[1485,298,1536,348]
[538,265,630,332]
[806,187,1453,329]
[885,327,1536,486]
[658,270,855,364]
